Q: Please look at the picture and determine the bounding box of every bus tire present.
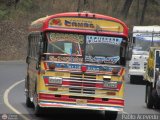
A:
[154,101,160,109]
[25,76,33,108]
[34,95,42,116]
[105,111,118,120]
[146,84,154,109]
[130,75,135,84]
[26,96,33,108]
[33,88,43,116]
[152,89,160,109]
[34,104,43,117]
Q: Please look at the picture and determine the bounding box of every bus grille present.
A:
[70,73,96,79]
[68,73,97,94]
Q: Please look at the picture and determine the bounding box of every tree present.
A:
[5,0,20,9]
[150,0,160,5]
[136,0,140,24]
[77,0,81,12]
[92,0,95,12]
[121,0,133,19]
[15,0,20,9]
[140,0,148,25]
[83,0,89,11]
[77,0,89,12]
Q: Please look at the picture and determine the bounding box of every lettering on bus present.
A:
[86,36,122,45]
[49,33,84,44]
[64,20,95,29]
[85,56,120,64]
[49,56,83,63]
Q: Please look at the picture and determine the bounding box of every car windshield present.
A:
[133,33,160,51]
[85,35,123,64]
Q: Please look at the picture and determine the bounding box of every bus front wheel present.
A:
[105,111,118,120]
[146,84,154,109]
[33,92,44,116]
[25,76,33,108]
[34,104,43,117]
[130,75,135,84]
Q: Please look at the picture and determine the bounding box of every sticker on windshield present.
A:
[49,33,84,44]
[86,35,122,45]
[85,56,120,64]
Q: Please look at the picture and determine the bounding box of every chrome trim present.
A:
[63,79,103,84]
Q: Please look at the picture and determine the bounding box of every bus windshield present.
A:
[46,33,125,64]
[47,33,84,55]
[85,35,123,64]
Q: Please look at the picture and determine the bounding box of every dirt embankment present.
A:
[0,20,28,60]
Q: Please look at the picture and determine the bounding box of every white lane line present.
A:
[122,111,129,114]
[3,79,30,120]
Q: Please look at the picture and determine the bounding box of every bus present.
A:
[128,26,160,84]
[25,12,131,120]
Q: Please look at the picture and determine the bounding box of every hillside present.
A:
[0,0,160,60]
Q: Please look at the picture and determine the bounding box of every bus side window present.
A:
[29,35,34,58]
[30,36,34,58]
[26,36,31,63]
[28,34,41,59]
[27,37,31,57]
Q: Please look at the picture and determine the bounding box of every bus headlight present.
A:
[49,77,62,85]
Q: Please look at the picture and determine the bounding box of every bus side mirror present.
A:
[37,42,43,55]
[26,56,29,63]
[36,62,39,70]
[132,37,135,44]
[126,46,132,61]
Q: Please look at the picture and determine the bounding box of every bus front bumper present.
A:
[39,101,124,112]
[128,69,145,77]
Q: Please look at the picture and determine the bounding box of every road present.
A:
[0,61,160,120]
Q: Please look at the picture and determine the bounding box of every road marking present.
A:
[122,111,129,114]
[3,79,30,120]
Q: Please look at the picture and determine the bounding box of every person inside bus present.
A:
[86,44,94,56]
[48,41,81,55]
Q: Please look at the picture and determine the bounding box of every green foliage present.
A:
[18,0,39,11]
[0,10,8,19]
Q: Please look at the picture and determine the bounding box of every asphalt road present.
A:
[0,61,160,120]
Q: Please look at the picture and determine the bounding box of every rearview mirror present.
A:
[26,56,29,63]
[126,46,133,61]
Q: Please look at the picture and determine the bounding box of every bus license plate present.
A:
[76,99,87,106]
[104,81,117,89]
[49,77,62,84]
